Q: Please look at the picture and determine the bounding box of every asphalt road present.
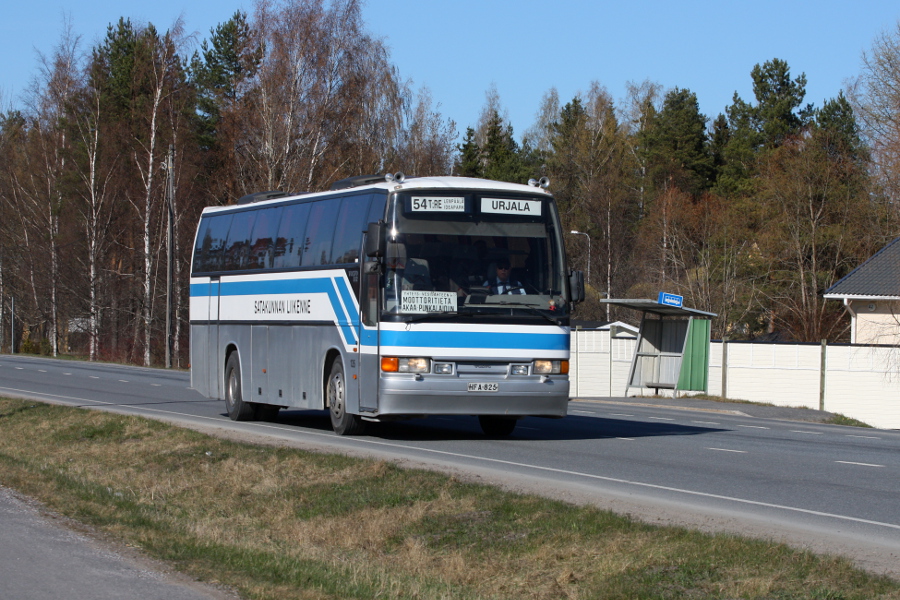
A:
[0,353,898,579]
[0,486,235,600]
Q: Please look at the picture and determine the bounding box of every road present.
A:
[0,354,898,577]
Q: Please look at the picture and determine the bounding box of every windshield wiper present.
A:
[400,310,473,325]
[491,302,564,326]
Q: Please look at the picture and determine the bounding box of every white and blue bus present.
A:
[189,174,584,436]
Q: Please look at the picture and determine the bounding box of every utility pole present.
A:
[10,296,14,354]
[165,144,175,369]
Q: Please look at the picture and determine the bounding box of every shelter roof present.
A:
[598,299,716,318]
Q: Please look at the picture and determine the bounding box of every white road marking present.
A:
[616,437,635,441]
[89,376,100,379]
[63,373,71,376]
[836,461,884,468]
[2,384,899,533]
[14,367,23,370]
[151,384,161,387]
[737,425,769,429]
[649,417,674,421]
[791,430,823,435]
[846,435,880,440]
[119,380,129,383]
[38,370,46,373]
[572,410,594,414]
[610,413,633,417]
[707,447,747,453]
[692,421,720,425]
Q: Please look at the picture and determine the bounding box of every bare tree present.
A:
[394,87,456,176]
[849,21,900,202]
[17,22,82,356]
[70,63,121,360]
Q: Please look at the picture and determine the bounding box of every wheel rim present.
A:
[226,369,237,408]
[329,370,345,419]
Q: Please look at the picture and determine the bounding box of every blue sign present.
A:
[657,292,683,308]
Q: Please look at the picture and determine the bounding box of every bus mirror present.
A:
[569,270,585,304]
[365,221,386,258]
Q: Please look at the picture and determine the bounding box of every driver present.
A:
[483,259,525,295]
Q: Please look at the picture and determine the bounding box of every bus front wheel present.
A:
[327,359,366,436]
[224,353,256,421]
[478,416,517,437]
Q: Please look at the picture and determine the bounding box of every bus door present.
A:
[357,257,380,412]
[209,276,221,398]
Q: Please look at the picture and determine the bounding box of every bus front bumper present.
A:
[370,375,570,417]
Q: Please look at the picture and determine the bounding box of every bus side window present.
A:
[192,218,211,274]
[302,199,340,267]
[367,193,387,223]
[274,203,311,269]
[331,194,372,264]
[222,210,257,271]
[247,207,282,270]
[196,214,233,273]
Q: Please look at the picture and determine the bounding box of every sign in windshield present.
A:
[400,290,458,313]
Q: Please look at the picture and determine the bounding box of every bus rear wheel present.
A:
[327,359,365,436]
[224,353,256,421]
[478,415,517,437]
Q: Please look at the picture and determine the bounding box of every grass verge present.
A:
[0,397,897,599]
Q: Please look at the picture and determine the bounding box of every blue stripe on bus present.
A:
[190,277,360,347]
[379,329,568,351]
[331,276,360,346]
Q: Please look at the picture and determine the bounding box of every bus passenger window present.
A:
[247,207,282,270]
[302,200,340,267]
[222,211,256,271]
[273,203,310,269]
[331,194,371,264]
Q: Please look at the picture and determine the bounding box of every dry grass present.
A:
[0,397,897,599]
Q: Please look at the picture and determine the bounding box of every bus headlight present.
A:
[510,365,529,376]
[533,360,568,374]
[382,357,432,373]
[399,358,431,373]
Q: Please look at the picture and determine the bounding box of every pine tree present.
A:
[640,87,713,195]
[455,127,482,177]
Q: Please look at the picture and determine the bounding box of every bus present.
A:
[189,174,584,436]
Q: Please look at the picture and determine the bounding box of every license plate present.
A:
[468,382,499,392]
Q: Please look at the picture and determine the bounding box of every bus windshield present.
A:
[381,191,570,320]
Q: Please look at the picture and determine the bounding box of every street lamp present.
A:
[570,230,591,286]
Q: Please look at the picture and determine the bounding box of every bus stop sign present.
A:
[657,292,683,308]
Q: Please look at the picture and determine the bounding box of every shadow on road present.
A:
[271,411,727,442]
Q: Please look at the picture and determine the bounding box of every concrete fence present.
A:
[570,327,900,430]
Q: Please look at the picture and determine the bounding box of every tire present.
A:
[327,359,365,435]
[478,415,517,437]
[224,353,256,421]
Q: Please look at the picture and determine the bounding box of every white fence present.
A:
[570,328,900,430]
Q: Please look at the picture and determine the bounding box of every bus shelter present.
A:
[598,297,716,397]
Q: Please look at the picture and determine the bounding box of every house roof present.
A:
[824,236,900,300]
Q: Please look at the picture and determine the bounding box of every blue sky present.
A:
[3,0,900,142]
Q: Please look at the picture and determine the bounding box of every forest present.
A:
[3,0,900,366]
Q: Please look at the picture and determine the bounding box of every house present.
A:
[824,237,900,344]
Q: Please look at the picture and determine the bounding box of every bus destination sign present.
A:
[411,196,465,212]
[481,198,542,216]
